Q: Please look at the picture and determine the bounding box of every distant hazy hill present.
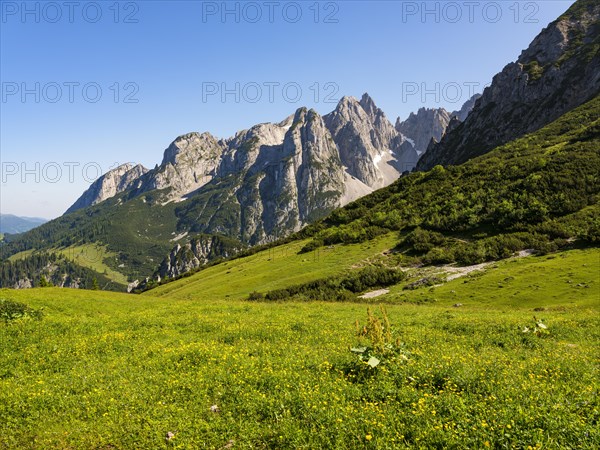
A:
[0,214,47,234]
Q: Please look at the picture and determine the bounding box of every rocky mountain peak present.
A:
[230,117,292,149]
[326,94,395,141]
[66,163,148,213]
[217,115,293,178]
[161,131,221,166]
[517,0,598,67]
[324,94,416,188]
[359,93,379,118]
[395,107,451,155]
[126,131,226,201]
[284,108,338,160]
[417,0,600,171]
[330,96,367,122]
[282,106,345,222]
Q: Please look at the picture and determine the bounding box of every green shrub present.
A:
[340,266,405,293]
[523,60,544,82]
[260,266,405,302]
[404,228,446,254]
[248,291,264,301]
[422,247,454,264]
[454,243,488,266]
[298,239,323,254]
[0,299,43,322]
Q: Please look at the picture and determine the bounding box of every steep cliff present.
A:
[417,0,600,170]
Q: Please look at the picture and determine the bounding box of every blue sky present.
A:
[0,0,576,219]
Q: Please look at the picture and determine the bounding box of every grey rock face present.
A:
[127,279,140,293]
[135,132,225,199]
[324,93,415,189]
[444,116,462,136]
[157,235,242,280]
[395,108,451,156]
[218,117,292,177]
[451,94,482,122]
[14,278,33,289]
[324,96,382,187]
[176,107,346,245]
[66,163,148,213]
[282,108,345,224]
[12,264,82,289]
[395,94,480,157]
[417,0,600,170]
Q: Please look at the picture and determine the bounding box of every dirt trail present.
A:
[356,249,537,296]
[443,262,491,281]
[358,289,390,299]
[441,249,536,281]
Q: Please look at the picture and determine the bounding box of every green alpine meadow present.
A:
[1,0,599,448]
[1,246,598,448]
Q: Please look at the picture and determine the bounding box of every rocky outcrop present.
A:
[417,0,600,170]
[395,108,451,156]
[11,264,83,289]
[281,108,345,224]
[444,116,462,136]
[156,235,242,280]
[395,94,481,157]
[219,116,293,177]
[134,132,225,199]
[66,163,147,213]
[324,94,414,188]
[13,278,33,289]
[451,94,481,122]
[175,107,347,245]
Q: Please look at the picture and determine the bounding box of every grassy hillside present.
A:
[151,232,599,311]
[56,244,130,286]
[385,248,600,309]
[0,193,244,290]
[150,233,398,300]
[7,249,34,262]
[0,252,116,290]
[1,244,130,290]
[298,95,600,260]
[1,248,598,448]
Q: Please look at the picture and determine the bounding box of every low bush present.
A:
[298,239,324,254]
[404,228,447,254]
[247,291,264,301]
[0,299,43,322]
[255,266,406,302]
